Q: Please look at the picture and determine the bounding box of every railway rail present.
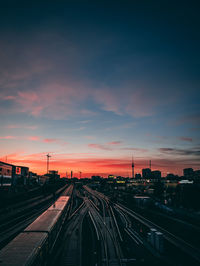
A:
[84,186,124,266]
[0,184,72,250]
[53,201,88,266]
[85,186,200,265]
[115,202,200,264]
[0,188,72,266]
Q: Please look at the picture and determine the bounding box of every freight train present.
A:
[0,195,70,265]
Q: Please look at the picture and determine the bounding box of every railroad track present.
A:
[0,184,68,226]
[133,205,200,248]
[115,202,200,264]
[0,200,53,249]
[84,187,124,266]
[54,201,88,266]
[0,194,71,266]
[85,186,200,265]
[0,184,72,250]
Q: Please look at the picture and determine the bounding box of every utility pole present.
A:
[79,171,82,179]
[46,154,51,174]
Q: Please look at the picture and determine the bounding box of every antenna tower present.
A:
[132,156,134,178]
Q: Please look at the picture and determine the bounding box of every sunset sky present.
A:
[0,1,199,177]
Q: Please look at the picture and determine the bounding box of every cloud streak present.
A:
[27,136,40,141]
[179,137,193,142]
[159,147,200,156]
[0,136,17,140]
[0,135,67,146]
[107,141,122,145]
[88,141,123,151]
[88,144,112,151]
[5,124,38,130]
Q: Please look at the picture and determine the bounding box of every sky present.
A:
[0,1,200,177]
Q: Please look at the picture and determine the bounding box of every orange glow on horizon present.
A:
[0,152,198,178]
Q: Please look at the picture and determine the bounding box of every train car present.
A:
[24,209,63,252]
[0,195,70,266]
[24,196,69,251]
[0,232,48,266]
[57,196,69,202]
[48,196,70,222]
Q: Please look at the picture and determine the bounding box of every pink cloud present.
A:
[5,124,38,130]
[93,88,160,117]
[5,125,19,129]
[0,136,17,139]
[27,136,40,141]
[43,138,57,143]
[107,141,122,145]
[18,91,39,102]
[1,80,161,119]
[42,138,68,146]
[88,142,147,152]
[0,31,179,122]
[88,141,147,153]
[93,90,123,115]
[7,83,91,119]
[0,135,67,146]
[2,95,16,100]
[25,136,67,146]
[14,91,44,116]
[30,106,44,116]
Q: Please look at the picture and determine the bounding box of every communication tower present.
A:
[132,157,134,178]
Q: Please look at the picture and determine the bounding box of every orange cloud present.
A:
[27,136,40,141]
[42,138,68,145]
[43,138,57,143]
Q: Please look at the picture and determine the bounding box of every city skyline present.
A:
[0,2,200,177]
[0,155,198,178]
